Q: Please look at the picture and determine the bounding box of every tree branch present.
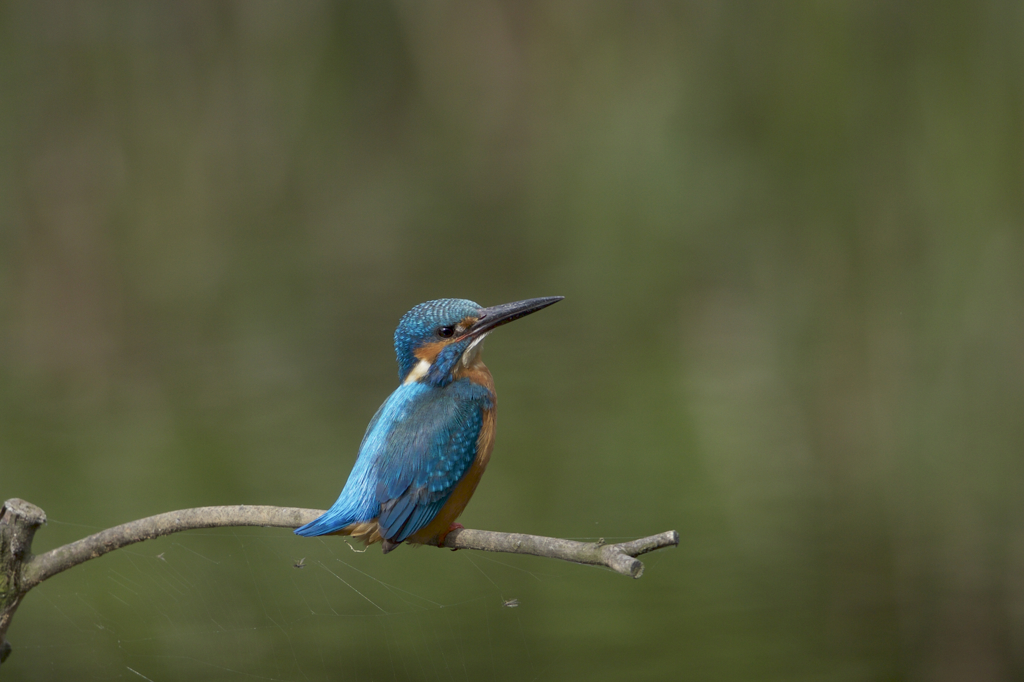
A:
[21,505,322,590]
[1,498,678,665]
[0,499,46,664]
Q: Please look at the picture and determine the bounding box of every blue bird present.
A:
[295,296,563,553]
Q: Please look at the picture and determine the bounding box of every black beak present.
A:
[463,296,564,340]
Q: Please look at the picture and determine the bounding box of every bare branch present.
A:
[21,505,322,590]
[2,498,677,664]
[20,504,677,587]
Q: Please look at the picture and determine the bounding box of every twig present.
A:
[441,528,678,578]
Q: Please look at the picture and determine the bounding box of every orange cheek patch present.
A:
[414,340,450,363]
[414,316,480,364]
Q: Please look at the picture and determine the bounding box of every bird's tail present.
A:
[295,515,383,545]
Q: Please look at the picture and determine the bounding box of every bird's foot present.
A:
[440,523,465,550]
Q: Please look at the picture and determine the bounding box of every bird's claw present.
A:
[442,523,465,550]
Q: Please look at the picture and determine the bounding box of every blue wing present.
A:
[295,378,493,540]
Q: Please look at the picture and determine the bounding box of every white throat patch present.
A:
[402,358,431,385]
[461,334,488,367]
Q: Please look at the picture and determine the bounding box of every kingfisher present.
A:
[295,296,563,553]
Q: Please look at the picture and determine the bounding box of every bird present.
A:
[295,296,563,553]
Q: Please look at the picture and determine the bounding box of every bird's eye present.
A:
[438,326,455,338]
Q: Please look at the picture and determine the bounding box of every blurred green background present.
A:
[2,2,1023,680]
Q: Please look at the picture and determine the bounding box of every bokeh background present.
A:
[2,2,1023,680]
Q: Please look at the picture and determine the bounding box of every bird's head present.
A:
[394,297,563,387]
